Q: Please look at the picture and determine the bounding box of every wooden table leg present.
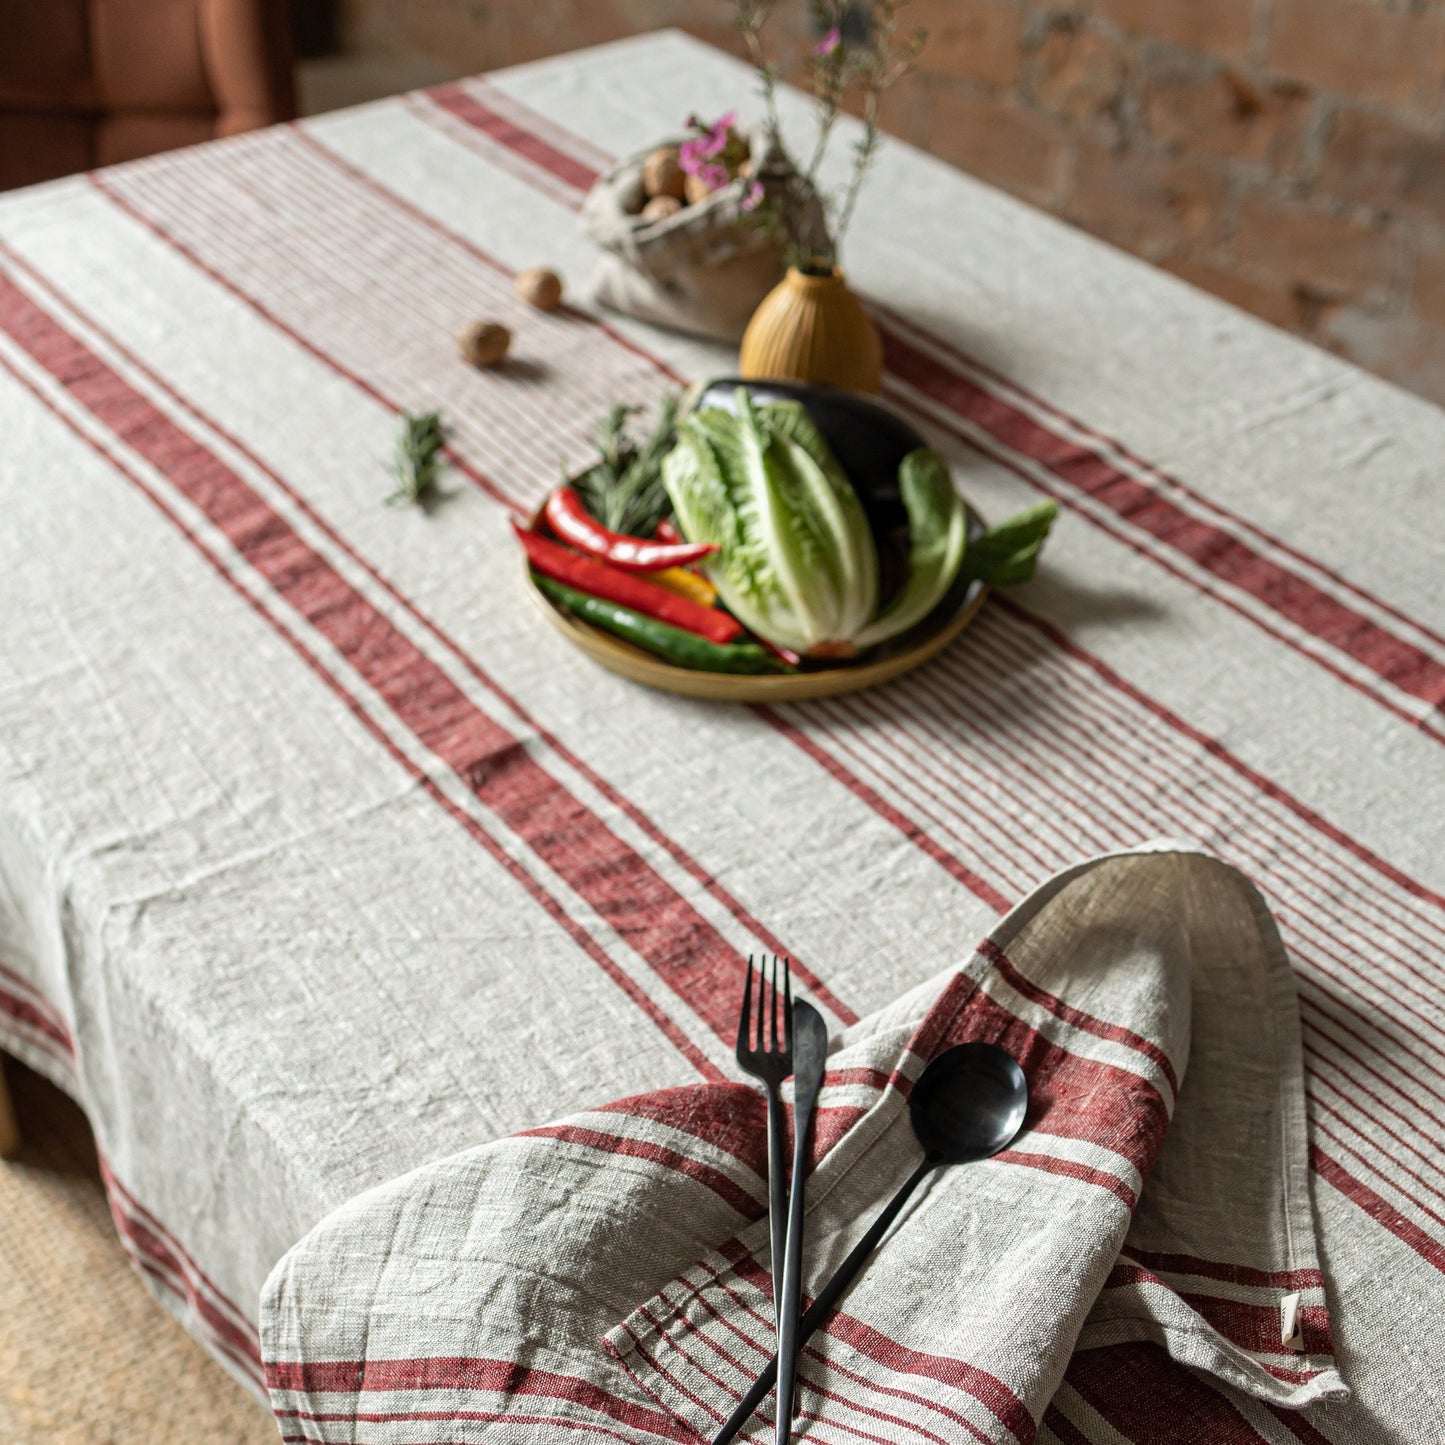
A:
[0,1058,21,1159]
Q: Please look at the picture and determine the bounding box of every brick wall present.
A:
[325,0,1445,407]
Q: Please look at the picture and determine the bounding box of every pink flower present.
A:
[698,162,730,192]
[740,180,765,212]
[678,136,709,174]
[813,26,841,56]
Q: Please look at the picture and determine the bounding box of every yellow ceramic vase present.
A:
[738,265,884,394]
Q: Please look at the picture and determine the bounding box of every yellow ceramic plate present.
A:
[523,504,989,703]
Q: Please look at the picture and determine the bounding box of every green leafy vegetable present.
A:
[386,410,447,507]
[854,448,968,649]
[958,501,1059,587]
[664,389,877,655]
[661,386,1059,657]
[573,395,680,538]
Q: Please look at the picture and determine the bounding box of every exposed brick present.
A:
[1319,109,1445,228]
[927,86,1070,207]
[1162,255,1304,330]
[1066,141,1229,261]
[1234,195,1406,307]
[1089,0,1255,61]
[1142,60,1309,169]
[878,73,934,147]
[1031,18,1127,131]
[1268,0,1445,114]
[909,0,1026,90]
[1412,244,1445,331]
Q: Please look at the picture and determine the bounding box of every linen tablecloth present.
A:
[0,28,1441,1443]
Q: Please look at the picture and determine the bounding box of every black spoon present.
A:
[712,1041,1029,1445]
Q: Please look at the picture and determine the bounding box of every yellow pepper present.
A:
[648,566,718,607]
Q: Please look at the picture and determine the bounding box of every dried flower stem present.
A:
[734,1,783,144]
[731,0,926,270]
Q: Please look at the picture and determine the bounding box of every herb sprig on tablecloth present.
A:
[573,394,680,537]
[386,411,448,507]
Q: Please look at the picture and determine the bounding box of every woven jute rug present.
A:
[0,1059,278,1445]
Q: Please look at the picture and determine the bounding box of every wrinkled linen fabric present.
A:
[263,850,1346,1442]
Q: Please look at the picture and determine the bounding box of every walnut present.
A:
[642,146,686,200]
[515,267,564,311]
[683,172,715,206]
[640,194,683,223]
[458,320,511,368]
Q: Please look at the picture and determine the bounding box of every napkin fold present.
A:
[262,849,1346,1443]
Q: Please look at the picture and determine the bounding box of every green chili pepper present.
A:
[533,574,790,675]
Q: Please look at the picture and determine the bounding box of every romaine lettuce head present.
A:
[662,389,878,654]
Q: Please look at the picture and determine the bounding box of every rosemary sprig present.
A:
[386,410,448,506]
[573,394,680,537]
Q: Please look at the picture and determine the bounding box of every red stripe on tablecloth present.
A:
[0,237,850,1034]
[1108,1267,1334,1357]
[523,1120,764,1218]
[1117,1247,1323,1293]
[425,81,600,192]
[438,84,1445,731]
[999,1150,1136,1210]
[287,123,690,395]
[886,376,1445,747]
[706,1243,1031,1444]
[819,1314,1039,1445]
[994,598,1445,915]
[131,1256,265,1387]
[98,1154,260,1346]
[84,170,520,514]
[1310,1087,1445,1210]
[1311,1142,1445,1273]
[106,1193,265,1375]
[0,959,71,1029]
[0,292,728,1082]
[1264,1400,1339,1445]
[1040,1404,1093,1445]
[878,345,1445,728]
[0,981,73,1055]
[266,1354,694,1440]
[279,1412,663,1445]
[0,959,262,1377]
[979,938,1180,1096]
[634,1310,987,1445]
[1064,1343,1271,1442]
[597,1075,874,1182]
[931,968,1172,1186]
[757,706,1010,912]
[876,295,1445,661]
[825,617,1445,1125]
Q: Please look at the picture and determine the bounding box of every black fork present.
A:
[734,954,792,1325]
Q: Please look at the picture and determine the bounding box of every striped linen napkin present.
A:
[262,848,1346,1443]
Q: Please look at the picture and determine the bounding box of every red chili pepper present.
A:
[514,523,742,644]
[543,487,716,572]
[653,518,684,545]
